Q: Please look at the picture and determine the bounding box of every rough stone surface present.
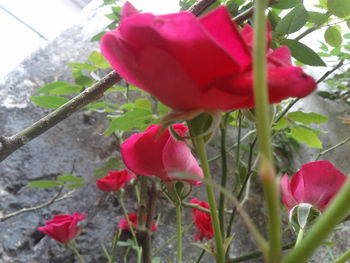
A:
[0,1,349,263]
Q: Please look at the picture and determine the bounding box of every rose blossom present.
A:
[38,213,86,244]
[96,169,136,191]
[121,123,203,185]
[101,2,316,112]
[190,198,214,241]
[118,213,157,232]
[281,161,346,213]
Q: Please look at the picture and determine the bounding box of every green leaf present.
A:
[308,11,329,24]
[281,39,326,66]
[324,26,342,47]
[290,127,323,148]
[72,70,94,87]
[104,108,153,134]
[57,174,84,183]
[272,0,302,9]
[287,111,328,124]
[344,33,350,39]
[347,20,350,28]
[30,96,69,109]
[69,62,98,71]
[26,180,64,188]
[135,98,152,111]
[276,4,309,35]
[88,51,110,69]
[327,0,350,18]
[318,41,328,51]
[91,31,106,42]
[272,118,289,130]
[158,103,170,115]
[37,82,71,93]
[48,85,82,95]
[84,101,108,109]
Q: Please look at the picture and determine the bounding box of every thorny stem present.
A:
[110,229,121,263]
[68,240,86,263]
[315,136,350,161]
[192,134,225,263]
[253,0,281,261]
[176,205,183,262]
[218,113,230,236]
[0,188,73,222]
[334,247,350,263]
[233,0,276,24]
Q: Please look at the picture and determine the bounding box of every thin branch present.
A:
[233,0,277,24]
[0,0,215,163]
[0,188,74,222]
[188,0,216,16]
[0,71,121,162]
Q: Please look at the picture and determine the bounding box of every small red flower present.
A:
[118,213,157,232]
[121,124,203,185]
[281,161,346,213]
[190,198,214,241]
[96,169,136,191]
[38,213,86,244]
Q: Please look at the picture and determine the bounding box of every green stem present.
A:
[176,205,183,263]
[282,178,350,263]
[192,135,225,263]
[253,0,281,261]
[110,230,121,263]
[334,248,350,263]
[69,241,86,263]
[315,136,350,161]
[153,223,193,256]
[219,113,230,236]
[182,201,210,213]
[116,193,138,245]
[294,228,304,247]
[194,249,206,263]
[137,177,148,229]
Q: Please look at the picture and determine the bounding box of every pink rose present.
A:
[118,213,157,232]
[281,161,346,213]
[190,198,213,241]
[101,2,316,112]
[121,124,203,185]
[96,169,136,191]
[38,213,86,243]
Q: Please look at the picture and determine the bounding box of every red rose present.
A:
[281,161,346,213]
[96,169,136,191]
[101,2,316,112]
[121,124,203,185]
[118,213,157,232]
[38,213,86,244]
[190,198,214,241]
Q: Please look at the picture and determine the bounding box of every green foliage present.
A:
[324,26,343,47]
[88,51,111,69]
[94,157,122,178]
[275,4,309,35]
[327,0,350,18]
[272,0,302,9]
[290,127,323,148]
[281,39,326,66]
[287,111,329,124]
[25,174,85,189]
[30,95,69,109]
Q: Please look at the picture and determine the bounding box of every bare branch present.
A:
[0,71,121,162]
[188,0,216,16]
